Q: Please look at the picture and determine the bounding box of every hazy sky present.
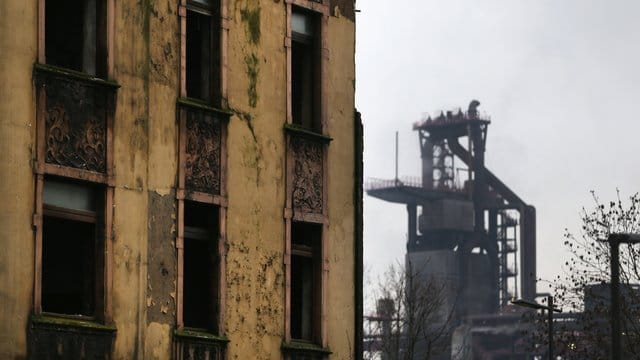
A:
[356,0,640,294]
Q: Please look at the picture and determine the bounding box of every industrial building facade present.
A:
[0,0,361,359]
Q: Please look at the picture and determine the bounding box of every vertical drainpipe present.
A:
[354,110,364,360]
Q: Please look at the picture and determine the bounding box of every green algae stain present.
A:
[240,6,261,45]
[244,53,259,108]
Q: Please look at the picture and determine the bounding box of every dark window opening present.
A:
[41,179,102,317]
[186,3,220,104]
[45,0,107,77]
[183,201,219,331]
[291,221,321,341]
[291,9,320,131]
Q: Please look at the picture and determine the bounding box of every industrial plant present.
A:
[365,101,537,359]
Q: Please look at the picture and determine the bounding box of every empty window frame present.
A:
[182,201,220,331]
[291,8,320,131]
[41,178,104,318]
[290,221,322,341]
[185,0,221,104]
[44,0,107,77]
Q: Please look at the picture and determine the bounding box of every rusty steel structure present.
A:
[365,100,536,358]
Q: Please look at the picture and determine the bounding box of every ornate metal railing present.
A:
[183,105,224,195]
[34,64,117,176]
[174,330,227,360]
[29,315,116,359]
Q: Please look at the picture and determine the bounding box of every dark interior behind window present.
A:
[291,9,319,131]
[183,201,219,331]
[186,3,220,104]
[41,178,101,317]
[42,216,96,316]
[45,0,107,77]
[291,221,321,341]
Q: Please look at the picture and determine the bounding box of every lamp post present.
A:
[511,295,562,360]
[602,233,640,360]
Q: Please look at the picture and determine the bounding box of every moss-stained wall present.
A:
[0,0,356,358]
[224,2,357,359]
[226,2,287,358]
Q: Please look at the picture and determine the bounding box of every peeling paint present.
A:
[153,188,172,196]
[146,191,177,325]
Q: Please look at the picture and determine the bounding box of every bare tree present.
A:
[364,260,455,360]
[527,191,640,359]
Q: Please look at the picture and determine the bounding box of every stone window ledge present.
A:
[281,340,332,358]
[177,97,233,117]
[34,63,120,88]
[31,314,116,333]
[174,328,229,344]
[284,123,333,144]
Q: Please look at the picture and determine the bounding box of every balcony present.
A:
[281,341,331,360]
[176,99,231,203]
[174,329,228,360]
[34,64,118,182]
[28,315,116,359]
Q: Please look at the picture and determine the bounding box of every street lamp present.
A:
[602,233,640,360]
[511,295,562,360]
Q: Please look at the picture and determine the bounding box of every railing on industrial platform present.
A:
[365,176,421,191]
[412,109,491,130]
[365,176,467,193]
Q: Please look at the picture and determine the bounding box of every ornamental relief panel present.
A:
[42,77,109,173]
[291,136,323,214]
[185,110,221,195]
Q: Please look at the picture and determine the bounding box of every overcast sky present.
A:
[356,0,640,294]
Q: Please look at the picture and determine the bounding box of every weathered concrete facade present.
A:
[0,0,359,359]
